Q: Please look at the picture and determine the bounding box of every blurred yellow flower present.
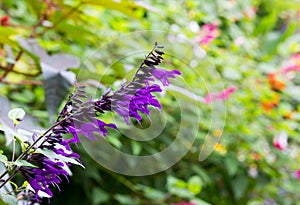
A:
[215,143,227,155]
[212,129,223,137]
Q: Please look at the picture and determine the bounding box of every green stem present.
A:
[11,138,15,162]
[0,116,70,189]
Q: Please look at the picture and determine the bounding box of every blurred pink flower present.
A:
[296,170,300,179]
[281,54,300,74]
[273,131,288,150]
[195,23,219,45]
[204,86,236,103]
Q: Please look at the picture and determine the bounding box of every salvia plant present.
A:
[0,43,181,205]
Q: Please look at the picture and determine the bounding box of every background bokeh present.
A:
[1,0,300,204]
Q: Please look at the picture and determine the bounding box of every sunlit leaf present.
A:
[187,175,203,195]
[0,193,17,205]
[13,160,37,168]
[8,108,25,125]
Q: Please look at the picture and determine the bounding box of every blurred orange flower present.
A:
[268,72,285,92]
[261,93,280,112]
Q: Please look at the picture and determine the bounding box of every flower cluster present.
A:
[16,43,181,204]
[195,23,219,45]
[281,54,300,75]
[268,72,285,92]
[19,87,117,203]
[95,43,181,125]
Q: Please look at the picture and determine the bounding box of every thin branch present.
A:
[0,116,70,187]
[15,118,70,162]
[0,13,44,81]
[0,51,24,81]
[0,171,17,189]
[0,80,43,85]
[0,66,41,77]
[0,171,8,183]
[37,3,82,36]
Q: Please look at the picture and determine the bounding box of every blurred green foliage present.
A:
[1,0,300,204]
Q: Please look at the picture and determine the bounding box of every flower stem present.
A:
[0,115,70,188]
[11,138,15,162]
[131,42,159,82]
[0,170,17,189]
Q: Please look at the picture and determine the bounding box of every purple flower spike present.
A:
[17,43,181,204]
[152,68,181,86]
[97,43,182,125]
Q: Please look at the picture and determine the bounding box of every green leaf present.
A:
[8,108,25,125]
[0,125,16,145]
[106,136,122,149]
[167,176,193,199]
[0,27,18,46]
[191,198,212,205]
[114,194,139,205]
[187,175,203,195]
[92,188,110,205]
[224,155,239,176]
[82,0,147,19]
[14,160,37,168]
[42,66,76,121]
[0,154,8,164]
[167,176,187,188]
[0,125,29,145]
[222,68,242,80]
[17,37,79,121]
[0,193,18,205]
[131,141,142,155]
[137,185,165,201]
[232,174,248,200]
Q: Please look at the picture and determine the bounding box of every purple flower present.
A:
[17,43,181,204]
[128,84,162,121]
[111,85,163,125]
[19,116,117,202]
[19,150,73,201]
[80,119,117,139]
[96,43,181,125]
[66,123,80,143]
[152,68,181,86]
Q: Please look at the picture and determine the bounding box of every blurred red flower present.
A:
[0,15,9,26]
